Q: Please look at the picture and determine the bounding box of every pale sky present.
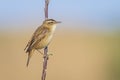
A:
[0,0,120,32]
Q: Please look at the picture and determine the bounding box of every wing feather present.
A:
[24,26,48,53]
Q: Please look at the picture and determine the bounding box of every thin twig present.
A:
[41,47,48,80]
[44,0,50,19]
[41,0,50,80]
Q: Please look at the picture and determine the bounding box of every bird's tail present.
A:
[26,49,35,67]
[26,55,30,67]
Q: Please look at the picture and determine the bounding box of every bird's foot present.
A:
[43,53,53,59]
[47,52,53,56]
[37,50,53,59]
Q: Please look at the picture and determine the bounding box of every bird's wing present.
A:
[24,27,49,53]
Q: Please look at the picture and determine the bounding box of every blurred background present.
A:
[0,0,120,80]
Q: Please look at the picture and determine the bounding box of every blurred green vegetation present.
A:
[108,31,120,80]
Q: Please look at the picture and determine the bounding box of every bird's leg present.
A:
[43,47,53,59]
[37,49,44,55]
[37,49,52,58]
[43,52,53,59]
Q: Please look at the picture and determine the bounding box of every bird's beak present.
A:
[56,21,61,23]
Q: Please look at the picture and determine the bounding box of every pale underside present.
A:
[35,24,56,49]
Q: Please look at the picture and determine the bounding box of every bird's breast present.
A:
[36,25,56,49]
[36,32,54,49]
[51,24,56,32]
[45,33,53,44]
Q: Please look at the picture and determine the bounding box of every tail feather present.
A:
[26,55,30,67]
[26,49,35,67]
[24,41,30,52]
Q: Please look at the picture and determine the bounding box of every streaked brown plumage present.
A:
[24,19,60,66]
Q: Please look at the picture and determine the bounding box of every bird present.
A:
[24,19,61,67]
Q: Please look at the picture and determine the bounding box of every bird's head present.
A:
[43,19,61,26]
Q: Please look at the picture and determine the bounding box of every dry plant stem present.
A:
[41,47,48,80]
[45,0,50,19]
[41,0,50,80]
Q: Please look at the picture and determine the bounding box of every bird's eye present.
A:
[50,22,53,23]
[48,22,53,24]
